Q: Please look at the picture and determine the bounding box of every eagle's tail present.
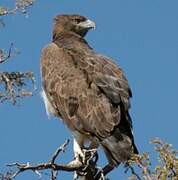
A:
[101,132,137,166]
[101,111,138,166]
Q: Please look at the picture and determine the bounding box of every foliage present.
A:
[127,139,178,180]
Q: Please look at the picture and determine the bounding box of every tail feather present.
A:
[101,118,138,166]
[101,131,133,166]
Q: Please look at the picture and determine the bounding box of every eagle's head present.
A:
[53,14,96,39]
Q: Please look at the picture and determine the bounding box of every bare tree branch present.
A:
[50,139,70,164]
[0,171,14,180]
[124,163,142,180]
[0,43,20,64]
[5,140,106,180]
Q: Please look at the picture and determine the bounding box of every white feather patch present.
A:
[73,138,84,158]
[41,89,56,119]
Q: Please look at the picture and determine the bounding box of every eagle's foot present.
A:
[74,149,98,179]
[82,148,98,165]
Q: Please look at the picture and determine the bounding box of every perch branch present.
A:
[6,140,85,179]
[6,140,101,180]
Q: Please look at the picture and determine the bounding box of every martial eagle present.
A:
[40,14,138,178]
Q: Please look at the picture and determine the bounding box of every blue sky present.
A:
[0,0,178,179]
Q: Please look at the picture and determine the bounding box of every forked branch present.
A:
[6,140,101,180]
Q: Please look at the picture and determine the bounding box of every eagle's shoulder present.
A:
[41,42,59,53]
[40,42,69,79]
[41,42,62,64]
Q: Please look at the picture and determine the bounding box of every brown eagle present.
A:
[40,14,138,178]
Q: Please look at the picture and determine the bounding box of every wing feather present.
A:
[41,42,131,139]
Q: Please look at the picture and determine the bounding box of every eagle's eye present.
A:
[73,18,83,24]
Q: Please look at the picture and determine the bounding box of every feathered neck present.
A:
[53,31,92,51]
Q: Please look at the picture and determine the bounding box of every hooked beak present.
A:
[78,19,96,29]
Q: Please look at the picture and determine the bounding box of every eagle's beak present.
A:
[78,19,96,29]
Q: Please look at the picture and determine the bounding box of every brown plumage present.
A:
[40,14,138,177]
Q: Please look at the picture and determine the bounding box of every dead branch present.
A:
[0,43,36,104]
[7,160,83,177]
[50,140,69,164]
[0,71,36,104]
[0,0,35,17]
[0,171,14,180]
[6,139,102,180]
[0,43,19,64]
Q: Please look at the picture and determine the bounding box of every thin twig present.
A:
[0,43,15,64]
[51,170,58,180]
[50,139,70,164]
[136,162,153,180]
[125,163,142,180]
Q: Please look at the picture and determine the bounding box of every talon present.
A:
[82,148,98,164]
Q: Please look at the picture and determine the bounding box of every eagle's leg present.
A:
[72,138,85,180]
[73,137,85,162]
[73,134,99,164]
[83,137,99,164]
[72,137,99,179]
